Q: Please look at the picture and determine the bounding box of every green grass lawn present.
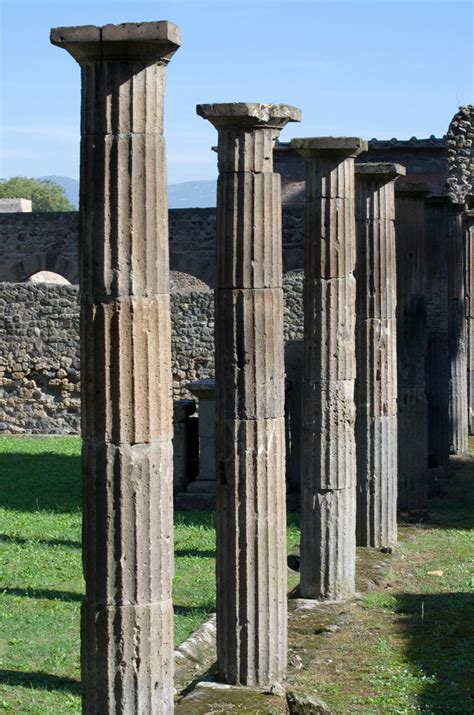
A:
[1,437,473,714]
[0,436,300,713]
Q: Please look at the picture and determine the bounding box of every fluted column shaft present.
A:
[447,204,469,453]
[355,164,404,548]
[425,197,451,468]
[197,103,301,686]
[395,186,429,511]
[465,210,474,435]
[51,23,180,714]
[291,137,367,600]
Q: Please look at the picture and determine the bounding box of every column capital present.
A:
[50,21,180,65]
[290,136,368,159]
[355,162,406,181]
[196,102,301,130]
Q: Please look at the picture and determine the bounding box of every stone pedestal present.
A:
[187,378,216,493]
[395,183,429,511]
[290,137,367,601]
[425,197,451,468]
[447,204,469,454]
[51,22,180,714]
[197,103,301,686]
[465,209,474,435]
[355,163,405,548]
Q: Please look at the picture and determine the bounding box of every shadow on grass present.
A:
[395,591,474,712]
[426,452,474,531]
[2,587,83,602]
[0,669,81,695]
[0,451,81,514]
[0,533,81,549]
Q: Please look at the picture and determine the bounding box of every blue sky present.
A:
[0,0,472,184]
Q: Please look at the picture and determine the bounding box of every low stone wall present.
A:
[0,273,304,434]
[0,283,81,433]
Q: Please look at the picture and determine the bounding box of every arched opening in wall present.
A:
[25,271,71,285]
[9,253,79,284]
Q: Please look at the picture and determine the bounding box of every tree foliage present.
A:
[0,176,75,212]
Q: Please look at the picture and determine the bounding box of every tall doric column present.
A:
[465,209,474,435]
[290,137,367,601]
[448,204,469,453]
[51,23,180,713]
[395,183,429,511]
[425,197,451,469]
[197,103,301,685]
[354,163,404,548]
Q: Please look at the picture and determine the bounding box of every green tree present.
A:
[0,176,75,212]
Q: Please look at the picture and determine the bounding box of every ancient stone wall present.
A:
[0,282,81,433]
[446,105,474,204]
[0,273,304,434]
[0,208,306,287]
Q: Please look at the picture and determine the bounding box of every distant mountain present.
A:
[168,180,216,208]
[40,176,217,210]
[40,175,79,208]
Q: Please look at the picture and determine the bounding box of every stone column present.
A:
[187,378,216,493]
[285,340,304,493]
[448,204,469,453]
[465,209,474,435]
[425,197,451,468]
[290,137,367,601]
[354,163,405,548]
[395,183,429,511]
[51,23,180,713]
[197,103,301,686]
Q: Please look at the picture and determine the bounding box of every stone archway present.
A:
[9,253,79,284]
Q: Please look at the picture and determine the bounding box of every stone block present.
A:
[304,195,356,278]
[0,198,32,213]
[82,440,173,606]
[215,416,287,685]
[303,277,357,382]
[50,21,181,65]
[355,414,397,547]
[301,380,356,491]
[217,172,282,288]
[300,485,356,601]
[355,318,397,417]
[80,133,169,301]
[216,288,285,420]
[81,599,174,714]
[81,296,173,443]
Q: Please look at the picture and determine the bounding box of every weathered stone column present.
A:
[395,183,429,511]
[448,204,469,453]
[354,163,405,548]
[290,137,367,600]
[51,23,180,713]
[197,103,301,685]
[425,197,451,468]
[466,209,474,435]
